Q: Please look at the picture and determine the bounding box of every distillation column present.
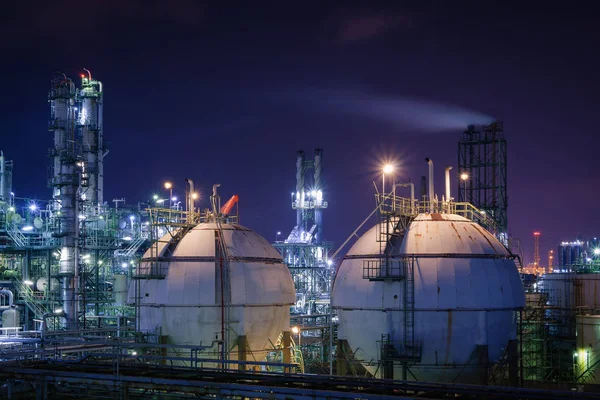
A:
[314,149,323,244]
[296,151,305,230]
[0,151,12,202]
[79,70,104,209]
[49,74,79,329]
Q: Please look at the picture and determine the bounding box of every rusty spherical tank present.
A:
[332,213,525,382]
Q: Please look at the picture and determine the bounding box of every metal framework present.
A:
[458,121,508,233]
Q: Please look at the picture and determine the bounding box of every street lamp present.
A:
[460,173,469,202]
[164,181,173,208]
[382,164,394,196]
[190,192,199,213]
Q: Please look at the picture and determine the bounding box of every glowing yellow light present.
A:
[383,164,394,174]
[164,181,172,190]
[191,192,199,200]
[291,326,300,334]
[460,173,469,181]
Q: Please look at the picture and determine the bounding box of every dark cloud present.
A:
[327,8,415,43]
[1,1,206,49]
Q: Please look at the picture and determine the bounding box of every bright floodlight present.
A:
[277,231,281,235]
[291,326,300,334]
[594,248,600,256]
[460,173,469,181]
[22,225,33,232]
[164,181,172,189]
[54,308,63,314]
[24,280,34,286]
[129,215,135,221]
[29,204,37,211]
[121,262,128,268]
[383,164,394,174]
[153,194,158,200]
[191,192,199,200]
[172,196,177,201]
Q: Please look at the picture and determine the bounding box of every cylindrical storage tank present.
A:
[2,307,20,328]
[113,274,128,306]
[332,213,525,383]
[128,223,295,366]
[574,274,600,312]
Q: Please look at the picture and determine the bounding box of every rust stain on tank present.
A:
[450,222,462,242]
[431,213,444,221]
[445,310,453,364]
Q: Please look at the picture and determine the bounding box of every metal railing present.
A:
[377,194,502,236]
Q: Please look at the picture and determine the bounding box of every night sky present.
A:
[1,1,599,264]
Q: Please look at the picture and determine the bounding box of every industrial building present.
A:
[0,73,599,398]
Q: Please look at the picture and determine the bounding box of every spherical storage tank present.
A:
[128,222,295,365]
[332,213,525,382]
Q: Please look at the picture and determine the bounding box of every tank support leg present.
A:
[282,331,291,373]
[238,335,247,371]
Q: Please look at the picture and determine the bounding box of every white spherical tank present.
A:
[332,213,525,382]
[128,222,295,365]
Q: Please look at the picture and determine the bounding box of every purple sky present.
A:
[1,1,599,264]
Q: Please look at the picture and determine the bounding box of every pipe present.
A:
[83,68,92,81]
[41,311,65,332]
[425,158,434,212]
[419,176,427,200]
[0,289,14,310]
[185,178,194,215]
[445,166,453,202]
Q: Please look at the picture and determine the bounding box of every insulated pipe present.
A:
[425,158,434,212]
[0,289,14,310]
[445,166,453,202]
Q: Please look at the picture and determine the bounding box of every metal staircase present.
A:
[114,235,146,258]
[6,223,26,247]
[14,280,58,330]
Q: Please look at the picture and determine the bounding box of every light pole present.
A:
[164,181,173,208]
[460,173,469,202]
[291,325,301,348]
[190,192,199,212]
